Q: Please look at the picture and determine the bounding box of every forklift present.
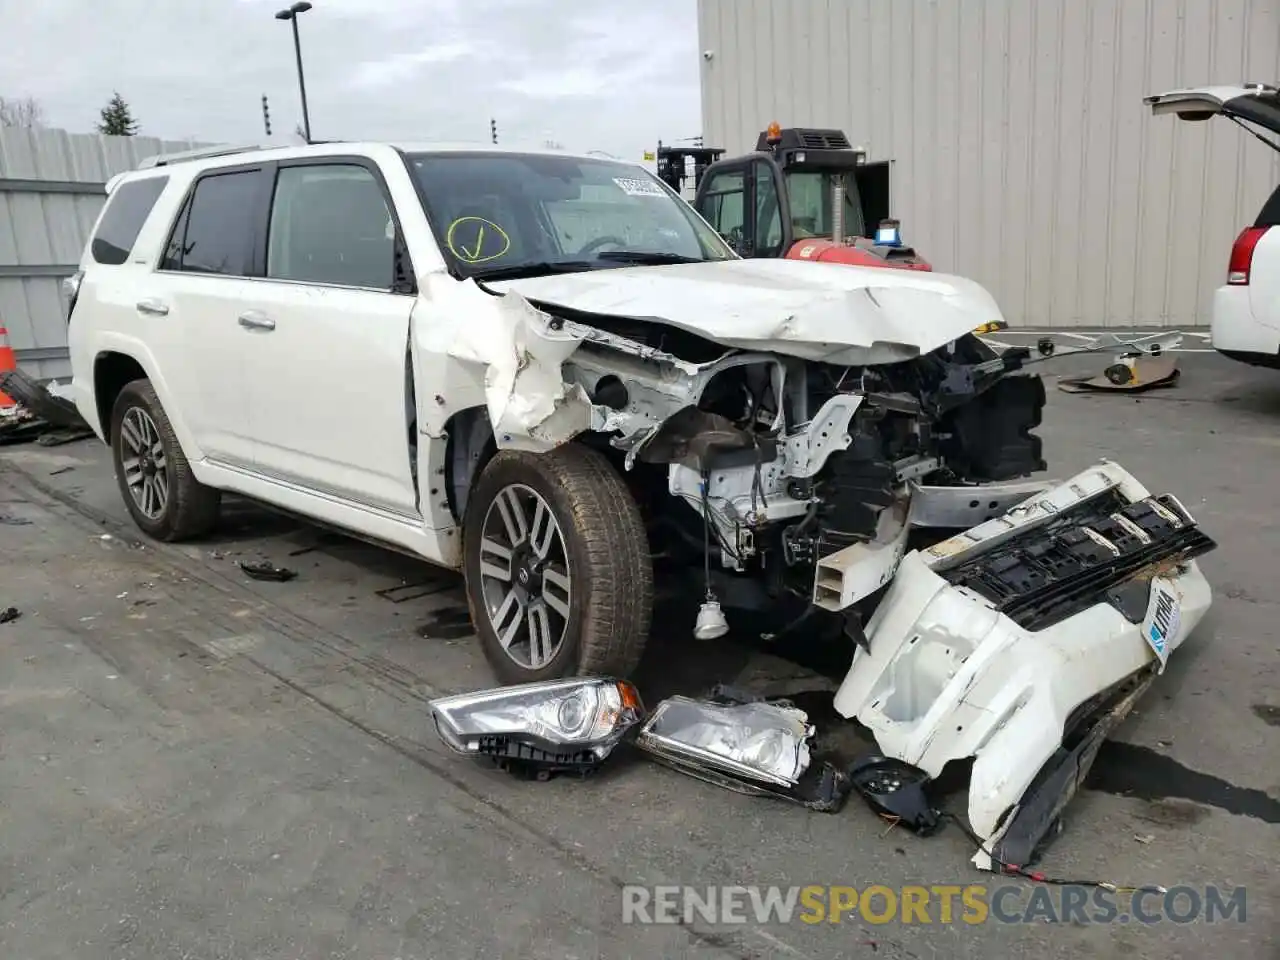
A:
[657,123,931,272]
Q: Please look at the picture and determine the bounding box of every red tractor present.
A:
[657,123,931,272]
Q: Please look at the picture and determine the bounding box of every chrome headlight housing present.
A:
[429,678,645,772]
[635,696,814,787]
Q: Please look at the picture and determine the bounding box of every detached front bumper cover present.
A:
[833,460,1216,868]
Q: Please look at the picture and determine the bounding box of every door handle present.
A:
[238,311,276,331]
[136,298,169,317]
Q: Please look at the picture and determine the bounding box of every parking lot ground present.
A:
[1,349,1277,959]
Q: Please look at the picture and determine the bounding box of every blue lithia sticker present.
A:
[1140,577,1182,673]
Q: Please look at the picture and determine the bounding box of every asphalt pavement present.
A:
[0,348,1277,959]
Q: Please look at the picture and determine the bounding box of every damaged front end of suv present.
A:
[426,261,1215,869]
[469,264,1049,643]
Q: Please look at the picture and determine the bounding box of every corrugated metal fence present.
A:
[0,127,210,380]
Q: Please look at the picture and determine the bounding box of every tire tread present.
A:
[111,379,220,542]
[464,443,653,681]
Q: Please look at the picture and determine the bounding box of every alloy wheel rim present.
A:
[478,483,572,669]
[120,407,169,520]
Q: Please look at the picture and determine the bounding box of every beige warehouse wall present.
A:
[698,0,1280,328]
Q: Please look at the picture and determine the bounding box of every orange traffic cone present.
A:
[0,324,16,408]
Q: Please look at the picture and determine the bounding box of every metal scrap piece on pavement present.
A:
[1058,354,1180,393]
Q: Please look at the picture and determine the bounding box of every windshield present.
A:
[405,152,736,278]
[784,170,866,240]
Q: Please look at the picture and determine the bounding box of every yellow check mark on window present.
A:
[461,225,486,261]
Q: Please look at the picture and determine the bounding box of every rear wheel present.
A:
[463,444,653,684]
[110,379,220,542]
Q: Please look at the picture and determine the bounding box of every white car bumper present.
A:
[833,461,1214,868]
[1210,284,1280,364]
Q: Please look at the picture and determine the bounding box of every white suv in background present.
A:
[1148,84,1280,368]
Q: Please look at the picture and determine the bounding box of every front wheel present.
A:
[462,444,654,684]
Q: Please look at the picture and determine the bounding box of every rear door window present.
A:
[90,176,169,265]
[163,169,262,276]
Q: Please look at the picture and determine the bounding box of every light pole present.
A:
[274,1,313,143]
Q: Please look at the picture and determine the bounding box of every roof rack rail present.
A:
[137,143,268,169]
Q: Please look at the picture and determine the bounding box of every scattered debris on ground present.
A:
[428,458,1216,885]
[1031,330,1184,394]
[1252,704,1280,727]
[1058,355,1181,393]
[238,559,298,582]
[0,370,95,445]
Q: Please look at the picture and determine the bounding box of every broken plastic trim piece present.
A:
[238,559,298,582]
[429,678,645,778]
[848,752,943,836]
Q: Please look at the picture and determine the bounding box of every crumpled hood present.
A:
[485,257,1007,365]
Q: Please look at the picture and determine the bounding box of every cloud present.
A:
[351,42,474,89]
[0,0,700,161]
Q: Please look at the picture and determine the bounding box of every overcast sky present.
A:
[0,0,703,161]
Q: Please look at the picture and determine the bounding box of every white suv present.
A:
[67,140,1048,685]
[1148,84,1280,367]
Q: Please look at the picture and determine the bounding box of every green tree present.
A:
[97,92,139,136]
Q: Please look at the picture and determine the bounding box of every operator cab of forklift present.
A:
[672,122,929,272]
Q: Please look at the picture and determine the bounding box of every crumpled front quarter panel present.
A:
[411,275,593,451]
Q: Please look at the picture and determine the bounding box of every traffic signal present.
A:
[262,94,272,136]
[490,117,497,144]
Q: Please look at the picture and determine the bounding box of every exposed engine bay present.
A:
[538,298,1046,622]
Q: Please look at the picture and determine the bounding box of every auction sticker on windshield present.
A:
[1141,577,1181,673]
[614,177,667,198]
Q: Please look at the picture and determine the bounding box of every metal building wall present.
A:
[0,128,204,380]
[698,0,1280,328]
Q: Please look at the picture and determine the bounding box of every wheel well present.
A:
[444,407,496,522]
[442,408,643,523]
[93,352,147,440]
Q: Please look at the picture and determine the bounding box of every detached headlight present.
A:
[636,696,813,787]
[429,678,645,773]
